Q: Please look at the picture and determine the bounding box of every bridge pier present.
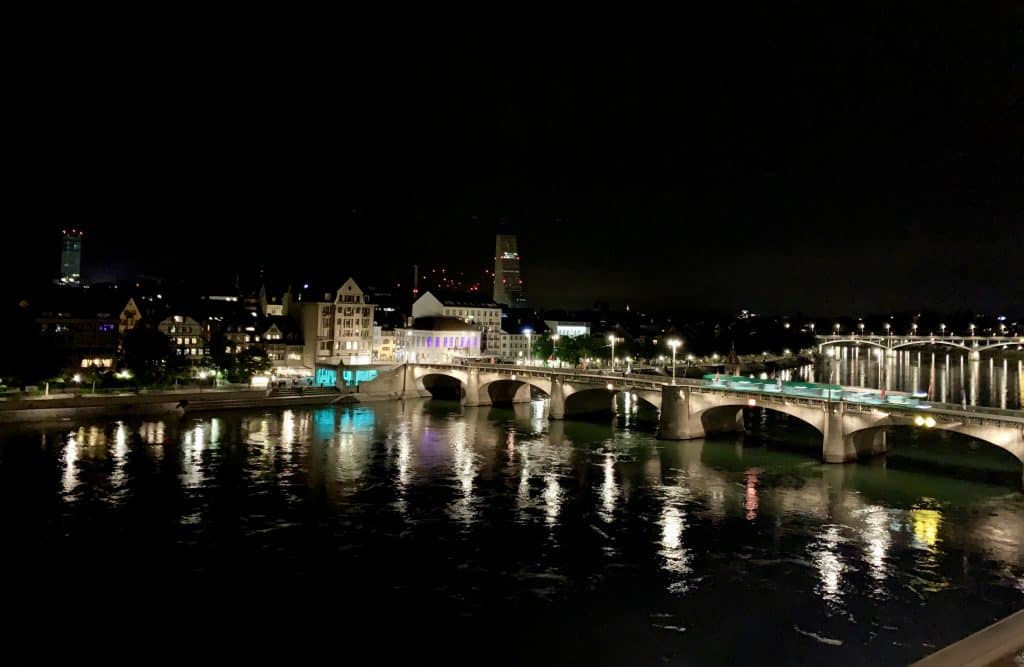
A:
[549,376,565,420]
[657,386,705,440]
[969,349,981,361]
[462,368,483,407]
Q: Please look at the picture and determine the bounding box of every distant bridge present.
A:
[816,334,1024,360]
[401,363,1024,485]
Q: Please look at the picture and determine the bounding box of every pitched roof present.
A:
[425,290,500,308]
[410,317,482,331]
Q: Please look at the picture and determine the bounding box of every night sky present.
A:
[9,3,1023,315]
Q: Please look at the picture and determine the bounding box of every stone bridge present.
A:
[401,363,1024,484]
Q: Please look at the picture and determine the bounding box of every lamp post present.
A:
[667,338,681,385]
[608,334,621,371]
[858,322,865,335]
[912,323,918,335]
[551,333,560,368]
[884,322,891,337]
[940,323,946,336]
[523,328,533,366]
[969,323,976,337]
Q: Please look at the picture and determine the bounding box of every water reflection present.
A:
[9,400,1024,665]
[820,346,1023,408]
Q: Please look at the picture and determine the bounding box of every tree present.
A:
[122,327,176,384]
[0,305,62,389]
[233,347,271,383]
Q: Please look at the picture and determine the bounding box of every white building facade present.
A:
[397,317,482,364]
[412,291,502,331]
[296,278,376,366]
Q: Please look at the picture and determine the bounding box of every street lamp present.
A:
[550,333,560,367]
[833,323,841,333]
[884,322,891,336]
[608,334,621,371]
[912,323,918,335]
[523,328,533,366]
[858,322,865,335]
[940,323,946,335]
[969,323,976,337]
[667,338,681,384]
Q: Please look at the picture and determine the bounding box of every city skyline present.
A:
[8,5,1022,317]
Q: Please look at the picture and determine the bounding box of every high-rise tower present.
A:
[59,228,83,286]
[493,233,527,307]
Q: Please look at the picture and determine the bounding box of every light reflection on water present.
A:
[818,346,1024,408]
[4,399,1024,664]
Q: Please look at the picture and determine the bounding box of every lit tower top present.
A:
[59,228,83,286]
[493,233,527,308]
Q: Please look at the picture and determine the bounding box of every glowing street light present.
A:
[523,328,533,366]
[858,322,865,334]
[667,338,681,385]
[883,322,891,335]
[911,323,918,335]
[608,334,622,371]
[969,323,976,336]
[550,333,560,367]
[940,323,946,335]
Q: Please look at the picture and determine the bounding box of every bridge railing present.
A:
[412,363,1024,425]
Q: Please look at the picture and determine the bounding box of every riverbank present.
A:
[0,387,345,423]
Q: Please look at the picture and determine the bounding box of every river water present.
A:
[814,346,1024,409]
[1,400,1022,664]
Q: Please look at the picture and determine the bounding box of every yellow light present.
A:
[914,415,925,426]
[924,416,936,428]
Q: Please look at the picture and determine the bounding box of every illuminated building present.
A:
[493,234,527,307]
[58,228,83,286]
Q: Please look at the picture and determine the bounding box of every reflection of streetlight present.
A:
[667,338,681,384]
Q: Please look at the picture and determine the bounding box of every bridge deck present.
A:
[414,363,1024,427]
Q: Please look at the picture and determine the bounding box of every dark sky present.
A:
[9,3,1023,315]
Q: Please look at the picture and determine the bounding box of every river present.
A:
[1,399,1022,664]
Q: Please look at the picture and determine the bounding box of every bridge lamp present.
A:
[884,323,891,335]
[511,374,517,380]
[606,383,614,391]
[667,338,682,385]
[523,328,533,365]
[940,323,946,334]
[712,353,719,361]
[747,398,757,407]
[914,415,925,426]
[809,323,815,333]
[912,323,918,334]
[858,322,865,334]
[969,323,976,336]
[833,323,840,332]
[924,416,936,428]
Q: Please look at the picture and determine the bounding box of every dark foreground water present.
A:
[1,399,1022,665]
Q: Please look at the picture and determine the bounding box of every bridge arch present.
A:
[845,419,1024,481]
[477,376,550,405]
[694,401,825,436]
[891,340,971,353]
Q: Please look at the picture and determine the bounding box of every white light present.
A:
[72,374,82,383]
[924,416,936,428]
[606,383,614,390]
[914,415,925,426]
[747,398,756,407]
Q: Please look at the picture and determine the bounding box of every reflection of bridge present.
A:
[816,334,1024,360]
[403,363,1024,484]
